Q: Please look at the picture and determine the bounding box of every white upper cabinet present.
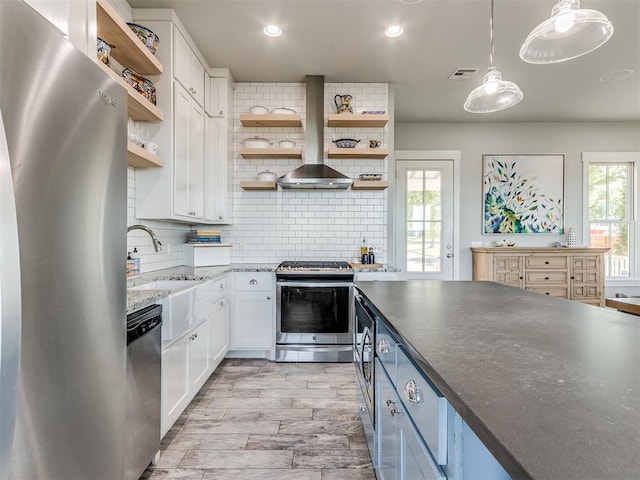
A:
[26,0,95,56]
[133,10,231,225]
[173,83,204,219]
[204,116,229,223]
[205,76,228,117]
[173,27,204,106]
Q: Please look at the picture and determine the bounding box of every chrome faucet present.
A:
[127,224,162,252]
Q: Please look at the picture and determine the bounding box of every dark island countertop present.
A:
[356,280,640,480]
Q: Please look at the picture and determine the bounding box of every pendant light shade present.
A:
[464,0,523,114]
[520,0,614,64]
[464,67,524,113]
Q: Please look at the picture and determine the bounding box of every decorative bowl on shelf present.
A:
[96,37,112,66]
[359,173,382,181]
[278,139,296,148]
[256,170,277,181]
[127,23,159,55]
[242,136,271,149]
[271,107,296,115]
[249,105,269,114]
[121,68,156,105]
[332,138,360,148]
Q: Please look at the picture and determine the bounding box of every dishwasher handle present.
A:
[127,304,163,345]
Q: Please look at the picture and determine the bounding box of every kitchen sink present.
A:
[128,279,203,294]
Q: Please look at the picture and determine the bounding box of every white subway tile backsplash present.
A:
[222,83,388,263]
[130,81,389,269]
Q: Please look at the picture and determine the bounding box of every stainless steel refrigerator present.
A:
[0,1,127,478]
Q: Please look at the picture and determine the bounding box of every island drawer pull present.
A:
[404,379,424,403]
[378,338,391,354]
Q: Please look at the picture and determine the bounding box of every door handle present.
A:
[446,253,453,258]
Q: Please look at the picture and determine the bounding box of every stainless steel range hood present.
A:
[277,76,353,189]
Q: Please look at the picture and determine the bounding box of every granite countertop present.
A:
[351,263,400,273]
[126,263,278,314]
[355,280,640,480]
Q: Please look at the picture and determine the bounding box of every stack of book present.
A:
[187,230,221,244]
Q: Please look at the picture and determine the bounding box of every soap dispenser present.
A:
[131,248,141,275]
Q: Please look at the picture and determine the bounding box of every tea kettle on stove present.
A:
[334,94,353,114]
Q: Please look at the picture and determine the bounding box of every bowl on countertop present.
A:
[127,23,159,55]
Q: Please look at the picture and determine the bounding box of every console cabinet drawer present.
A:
[525,271,568,285]
[525,256,567,269]
[396,347,447,466]
[525,286,568,298]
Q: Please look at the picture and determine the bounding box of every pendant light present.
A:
[519,0,613,64]
[464,0,523,113]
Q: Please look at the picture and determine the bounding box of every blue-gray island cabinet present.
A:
[355,280,640,480]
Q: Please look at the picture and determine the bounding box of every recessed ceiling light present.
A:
[385,25,404,38]
[600,69,634,83]
[264,25,281,37]
[398,0,423,4]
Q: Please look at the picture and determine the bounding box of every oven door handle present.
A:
[277,281,353,288]
[361,326,371,380]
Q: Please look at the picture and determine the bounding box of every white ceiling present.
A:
[128,0,640,123]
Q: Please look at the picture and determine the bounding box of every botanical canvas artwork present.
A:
[483,154,564,234]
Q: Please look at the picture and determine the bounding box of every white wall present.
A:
[395,121,640,280]
[216,82,390,263]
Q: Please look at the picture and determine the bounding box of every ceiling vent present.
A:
[448,68,479,80]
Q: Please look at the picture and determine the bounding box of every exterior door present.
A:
[396,160,454,279]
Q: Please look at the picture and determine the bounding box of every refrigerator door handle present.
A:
[0,107,22,480]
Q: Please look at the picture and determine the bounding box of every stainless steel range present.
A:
[276,261,354,362]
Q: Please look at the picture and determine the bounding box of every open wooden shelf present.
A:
[327,114,388,128]
[240,114,302,127]
[98,62,163,122]
[240,148,302,159]
[351,181,388,190]
[328,147,388,159]
[96,0,163,75]
[240,181,278,190]
[127,141,163,168]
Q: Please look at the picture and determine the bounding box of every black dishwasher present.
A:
[126,304,162,480]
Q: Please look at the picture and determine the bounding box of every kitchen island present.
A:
[356,280,640,480]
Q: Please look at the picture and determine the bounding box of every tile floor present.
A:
[141,359,376,480]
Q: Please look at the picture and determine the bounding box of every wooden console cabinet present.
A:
[471,247,609,306]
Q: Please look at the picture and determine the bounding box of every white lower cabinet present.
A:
[372,318,511,480]
[376,359,445,480]
[230,272,275,352]
[161,276,229,437]
[210,295,229,366]
[231,293,273,349]
[187,319,211,392]
[161,333,190,436]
